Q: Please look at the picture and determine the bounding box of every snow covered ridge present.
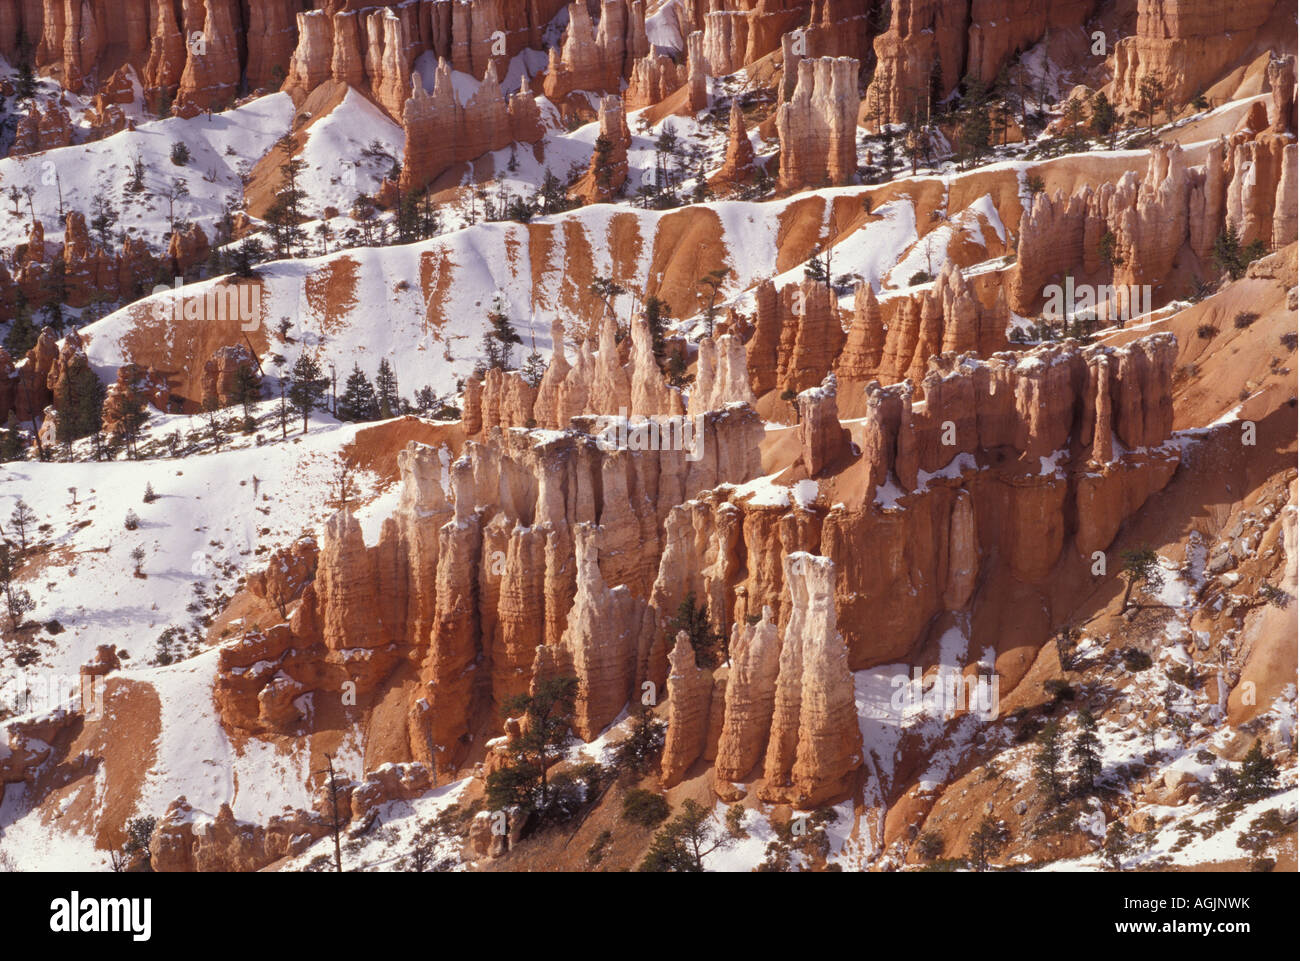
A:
[0,94,295,251]
[73,182,930,403]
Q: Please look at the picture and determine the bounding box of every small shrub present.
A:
[621,788,670,827]
[170,141,191,166]
[1122,648,1152,672]
[915,831,945,862]
[907,270,933,287]
[123,509,140,531]
[143,482,158,503]
[1281,332,1298,351]
[1260,583,1290,609]
[726,804,748,838]
[1043,678,1074,705]
[1233,311,1258,329]
[1196,323,1217,339]
[45,619,64,634]
[586,829,613,866]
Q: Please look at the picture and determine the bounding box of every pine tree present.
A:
[1232,740,1279,801]
[1212,225,1267,281]
[483,676,579,816]
[89,195,118,248]
[116,377,149,459]
[1101,821,1129,870]
[0,415,24,462]
[375,358,401,418]
[1091,90,1118,148]
[1034,719,1066,804]
[4,581,34,632]
[287,353,328,433]
[638,799,733,872]
[15,59,37,100]
[643,295,670,363]
[3,295,38,356]
[666,592,726,669]
[396,193,421,243]
[614,703,667,774]
[231,240,264,278]
[536,167,571,215]
[1119,547,1164,613]
[593,134,614,197]
[232,364,261,429]
[481,297,521,372]
[697,268,729,335]
[54,360,105,448]
[521,339,547,389]
[9,498,38,553]
[967,815,1006,872]
[1137,77,1162,130]
[1070,708,1103,794]
[266,144,308,257]
[337,364,379,422]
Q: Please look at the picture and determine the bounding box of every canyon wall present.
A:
[217,323,1180,810]
[1111,0,1283,115]
[398,57,543,195]
[216,399,765,775]
[864,0,1098,126]
[1011,139,1297,315]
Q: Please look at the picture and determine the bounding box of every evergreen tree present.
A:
[0,415,24,462]
[521,339,547,389]
[593,135,614,197]
[266,143,308,257]
[4,579,34,632]
[1212,224,1267,281]
[336,364,379,422]
[1101,820,1129,870]
[1070,708,1103,794]
[804,245,831,286]
[614,703,667,775]
[639,799,733,872]
[38,259,68,333]
[1137,77,1162,130]
[232,364,261,430]
[480,297,522,372]
[15,60,37,100]
[375,358,401,418]
[116,375,149,459]
[287,353,328,433]
[231,239,264,278]
[4,295,39,356]
[89,195,119,248]
[483,676,579,817]
[589,277,626,319]
[1119,547,1164,613]
[697,267,729,335]
[643,295,670,363]
[9,498,38,553]
[1034,719,1066,804]
[1091,91,1118,148]
[54,360,105,448]
[395,193,421,243]
[967,815,1006,872]
[536,168,572,215]
[1222,740,1280,802]
[957,75,992,167]
[665,591,726,670]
